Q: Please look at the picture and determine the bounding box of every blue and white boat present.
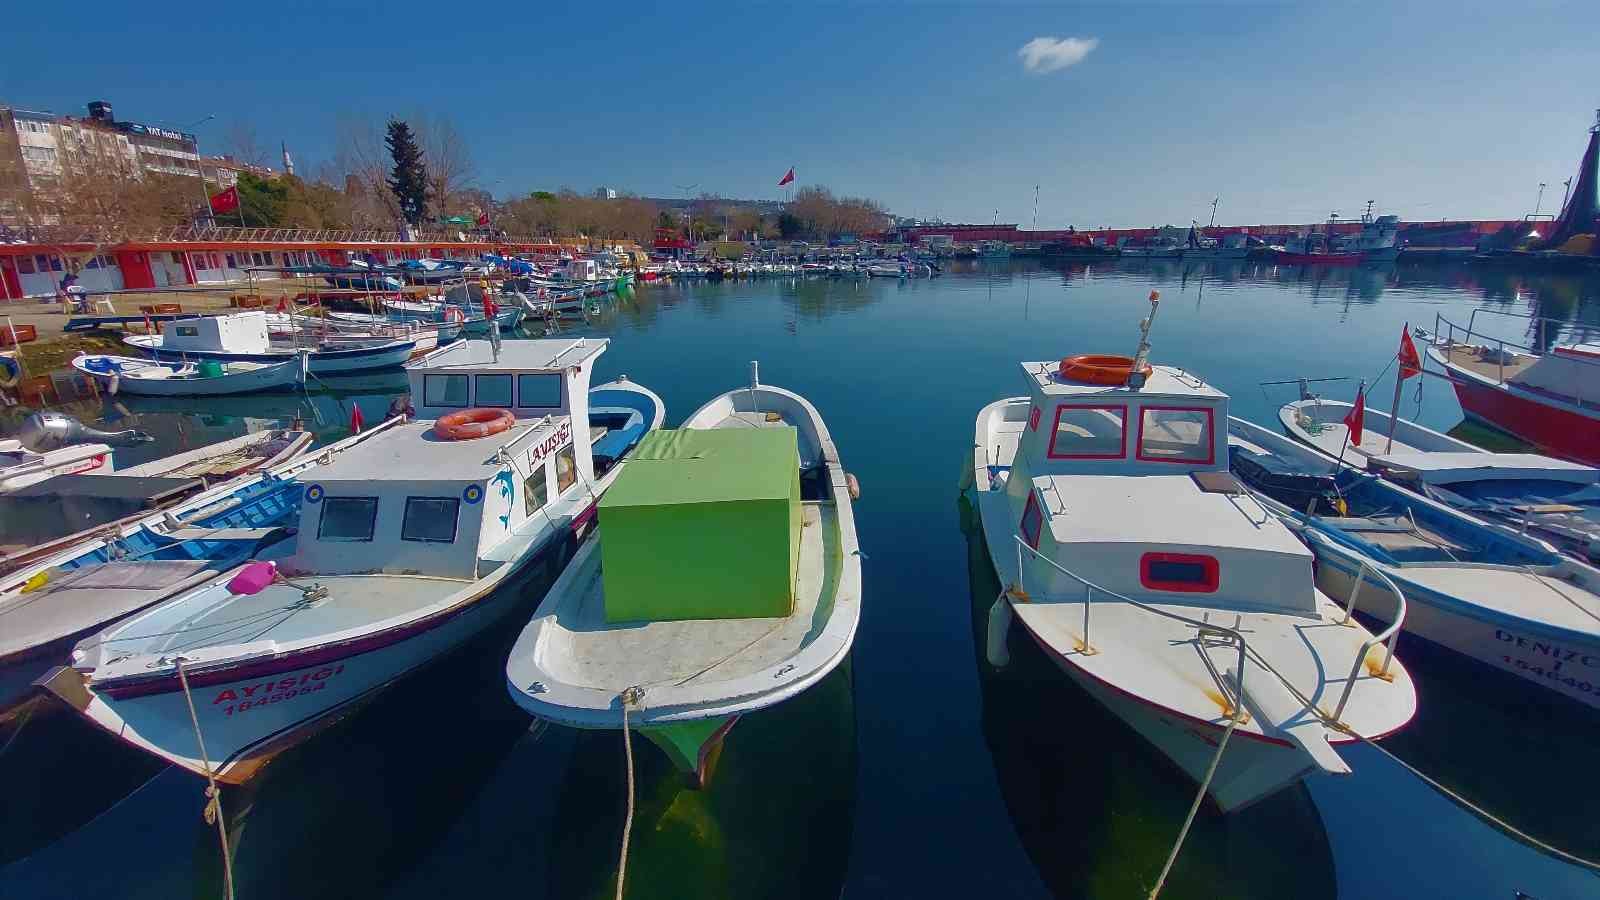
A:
[125,311,415,374]
[1229,416,1600,711]
[45,339,665,784]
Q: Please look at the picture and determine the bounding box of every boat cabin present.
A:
[156,311,272,354]
[286,339,608,580]
[1001,361,1316,616]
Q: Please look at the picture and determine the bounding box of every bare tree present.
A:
[221,122,268,168]
[412,111,475,217]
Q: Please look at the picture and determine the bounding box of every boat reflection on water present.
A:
[958,497,1336,900]
[543,658,857,900]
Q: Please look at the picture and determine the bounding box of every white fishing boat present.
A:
[125,311,414,375]
[506,363,861,784]
[1,440,115,493]
[72,352,308,397]
[1280,396,1600,561]
[44,338,664,783]
[962,294,1416,813]
[1229,416,1600,711]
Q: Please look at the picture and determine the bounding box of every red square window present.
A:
[1136,406,1215,465]
[1020,492,1044,549]
[1027,405,1041,432]
[1140,552,1219,593]
[1047,405,1127,459]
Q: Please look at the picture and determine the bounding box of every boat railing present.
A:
[1301,530,1407,720]
[1432,310,1600,403]
[1012,536,1249,718]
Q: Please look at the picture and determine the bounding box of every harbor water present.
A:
[3,258,1600,899]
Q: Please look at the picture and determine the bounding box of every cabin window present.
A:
[524,467,550,515]
[1047,405,1127,459]
[1020,492,1044,549]
[1027,405,1041,431]
[474,374,514,408]
[175,325,199,337]
[517,373,562,408]
[402,497,459,543]
[424,374,469,408]
[16,256,35,274]
[318,497,378,542]
[555,445,577,493]
[1136,406,1214,465]
[1140,552,1219,593]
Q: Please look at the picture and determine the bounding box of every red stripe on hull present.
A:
[1449,379,1600,466]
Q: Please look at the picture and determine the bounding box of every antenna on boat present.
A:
[748,360,760,411]
[1127,291,1160,389]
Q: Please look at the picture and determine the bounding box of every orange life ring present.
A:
[443,305,467,323]
[434,407,516,440]
[1058,354,1151,385]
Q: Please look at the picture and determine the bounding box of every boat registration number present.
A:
[213,664,346,716]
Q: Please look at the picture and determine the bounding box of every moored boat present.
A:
[506,363,861,784]
[124,312,414,375]
[1229,416,1600,711]
[43,338,664,783]
[72,352,308,397]
[963,294,1416,813]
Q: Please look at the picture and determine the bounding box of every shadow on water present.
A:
[543,659,857,900]
[958,497,1336,900]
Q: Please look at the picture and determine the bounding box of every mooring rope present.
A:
[1146,682,1243,899]
[615,686,644,900]
[0,696,39,763]
[175,658,236,900]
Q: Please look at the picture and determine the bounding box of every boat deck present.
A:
[537,503,835,689]
[1397,565,1600,633]
[124,573,468,657]
[1439,344,1535,384]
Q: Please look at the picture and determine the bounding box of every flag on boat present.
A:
[1342,385,1366,445]
[349,403,364,434]
[276,295,288,313]
[1398,325,1422,380]
[209,186,239,215]
[476,212,490,228]
[778,167,795,187]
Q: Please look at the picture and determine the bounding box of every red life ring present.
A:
[1058,354,1151,385]
[443,306,467,324]
[434,408,516,440]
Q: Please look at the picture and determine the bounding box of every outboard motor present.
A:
[18,411,153,451]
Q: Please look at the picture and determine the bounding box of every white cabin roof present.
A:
[411,337,606,372]
[308,419,565,481]
[1036,474,1310,557]
[1021,361,1226,402]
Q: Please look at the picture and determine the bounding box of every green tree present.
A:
[235,172,288,227]
[384,119,429,225]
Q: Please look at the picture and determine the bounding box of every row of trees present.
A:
[1,110,890,246]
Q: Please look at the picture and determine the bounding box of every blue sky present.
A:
[4,2,1596,228]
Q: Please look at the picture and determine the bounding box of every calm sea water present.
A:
[4,259,1600,899]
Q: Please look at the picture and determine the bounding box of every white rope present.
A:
[176,659,236,900]
[1147,680,1243,899]
[615,686,643,900]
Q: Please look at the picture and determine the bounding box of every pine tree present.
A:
[385,119,429,225]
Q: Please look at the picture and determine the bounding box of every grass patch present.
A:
[13,331,127,374]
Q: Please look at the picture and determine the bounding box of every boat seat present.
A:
[163,526,284,543]
[592,422,647,464]
[1316,516,1414,533]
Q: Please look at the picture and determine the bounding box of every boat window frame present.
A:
[1020,491,1044,549]
[1046,403,1128,460]
[317,496,379,543]
[473,373,514,408]
[1135,405,1216,466]
[1027,405,1041,432]
[516,373,564,409]
[400,496,460,544]
[1139,552,1219,593]
[423,373,470,408]
[524,461,551,516]
[555,444,577,494]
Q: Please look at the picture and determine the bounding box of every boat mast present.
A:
[1126,291,1161,389]
[1208,197,1219,228]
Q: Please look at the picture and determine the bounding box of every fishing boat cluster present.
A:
[1,273,1597,883]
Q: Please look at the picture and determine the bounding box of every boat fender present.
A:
[434,407,516,441]
[986,593,1013,668]
[845,472,861,500]
[1058,354,1153,386]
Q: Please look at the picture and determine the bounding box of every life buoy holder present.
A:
[434,408,516,441]
[1058,354,1151,386]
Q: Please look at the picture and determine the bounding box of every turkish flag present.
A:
[209,186,239,215]
[476,212,490,228]
[349,403,364,434]
[778,167,795,187]
[1342,386,1366,446]
[1398,325,1422,381]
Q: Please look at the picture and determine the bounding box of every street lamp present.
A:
[1534,182,1547,217]
[173,114,218,226]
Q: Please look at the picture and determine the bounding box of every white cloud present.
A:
[1017,36,1099,75]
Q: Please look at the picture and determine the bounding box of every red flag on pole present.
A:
[276,295,288,313]
[209,186,240,215]
[777,167,795,187]
[1342,386,1366,446]
[1398,325,1422,381]
[476,212,490,228]
[349,403,364,434]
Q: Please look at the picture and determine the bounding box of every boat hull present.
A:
[75,358,304,397]
[1274,251,1364,266]
[1445,373,1600,466]
[1311,551,1600,710]
[135,340,414,375]
[1020,625,1323,813]
[44,525,577,783]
